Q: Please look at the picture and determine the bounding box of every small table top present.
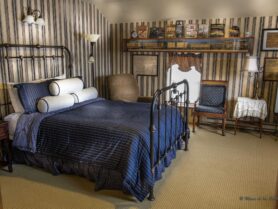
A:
[233,97,267,120]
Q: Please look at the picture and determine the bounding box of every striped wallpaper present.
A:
[110,16,278,124]
[0,0,111,118]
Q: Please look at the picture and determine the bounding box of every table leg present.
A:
[259,119,263,139]
[3,139,13,172]
[234,118,238,135]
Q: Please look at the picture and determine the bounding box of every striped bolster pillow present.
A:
[49,78,84,96]
[71,87,98,103]
[37,94,74,113]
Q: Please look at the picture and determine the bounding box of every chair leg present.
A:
[222,118,226,136]
[193,113,196,133]
[259,119,263,138]
[197,116,200,127]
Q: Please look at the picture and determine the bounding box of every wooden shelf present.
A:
[125,36,254,41]
[123,37,254,53]
[126,49,249,53]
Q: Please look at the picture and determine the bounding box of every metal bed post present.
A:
[148,80,189,201]
[183,79,189,151]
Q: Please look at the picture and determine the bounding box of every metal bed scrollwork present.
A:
[149,79,189,200]
[0,43,72,119]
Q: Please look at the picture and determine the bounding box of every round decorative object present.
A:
[131,31,138,39]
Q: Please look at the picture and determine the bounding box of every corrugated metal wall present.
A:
[110,17,278,123]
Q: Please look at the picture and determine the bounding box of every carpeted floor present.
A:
[0,126,277,209]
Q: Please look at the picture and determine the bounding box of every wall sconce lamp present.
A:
[22,7,45,26]
[85,34,100,63]
[243,55,263,99]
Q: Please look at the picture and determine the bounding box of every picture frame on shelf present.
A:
[229,25,240,37]
[198,24,209,38]
[261,29,278,51]
[175,20,184,38]
[165,24,176,38]
[132,55,159,77]
[137,25,149,39]
[149,27,165,39]
[149,27,159,38]
[210,24,225,37]
[184,24,198,38]
[263,57,278,81]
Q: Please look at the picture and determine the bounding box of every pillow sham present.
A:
[7,75,66,113]
[49,78,84,96]
[71,87,98,103]
[14,80,52,113]
[37,94,75,113]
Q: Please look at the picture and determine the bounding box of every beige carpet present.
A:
[0,126,277,209]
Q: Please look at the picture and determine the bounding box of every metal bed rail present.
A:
[148,79,189,200]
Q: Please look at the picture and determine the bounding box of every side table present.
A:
[233,97,267,138]
[0,121,13,172]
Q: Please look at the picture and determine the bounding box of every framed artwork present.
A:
[261,29,278,51]
[209,24,225,37]
[165,25,176,38]
[137,25,149,39]
[132,55,158,76]
[263,57,278,81]
[198,24,209,38]
[229,25,240,37]
[184,24,198,38]
[175,20,184,38]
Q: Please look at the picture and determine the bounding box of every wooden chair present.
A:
[108,74,152,103]
[192,80,228,136]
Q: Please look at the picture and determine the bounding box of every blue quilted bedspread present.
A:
[13,98,186,201]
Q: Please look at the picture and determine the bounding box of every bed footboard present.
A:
[148,79,189,201]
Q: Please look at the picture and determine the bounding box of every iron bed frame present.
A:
[0,44,190,201]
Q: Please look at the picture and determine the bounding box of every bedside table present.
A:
[0,121,13,172]
[233,97,267,138]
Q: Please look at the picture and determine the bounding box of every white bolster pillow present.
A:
[49,78,84,96]
[71,87,98,103]
[37,94,75,113]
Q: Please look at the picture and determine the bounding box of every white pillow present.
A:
[49,78,84,96]
[7,84,25,113]
[37,94,75,113]
[71,87,98,103]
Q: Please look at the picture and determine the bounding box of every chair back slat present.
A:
[199,80,228,107]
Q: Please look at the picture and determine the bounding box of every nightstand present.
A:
[0,121,13,172]
[233,97,267,138]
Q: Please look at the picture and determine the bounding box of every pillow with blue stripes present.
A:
[14,80,52,113]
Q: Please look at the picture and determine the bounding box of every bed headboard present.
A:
[0,43,73,119]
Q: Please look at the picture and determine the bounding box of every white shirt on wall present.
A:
[167,65,201,104]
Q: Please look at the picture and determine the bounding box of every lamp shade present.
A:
[244,56,259,73]
[88,55,95,63]
[35,17,45,26]
[85,34,100,42]
[23,15,35,24]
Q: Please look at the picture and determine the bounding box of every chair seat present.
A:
[195,105,224,114]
